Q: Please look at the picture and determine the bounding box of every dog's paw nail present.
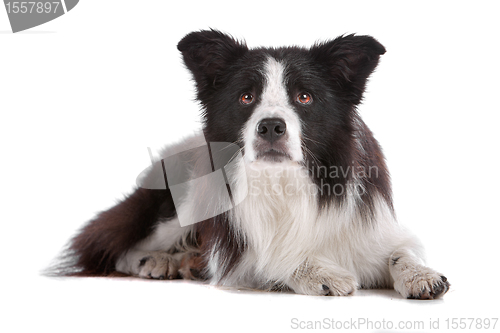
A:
[322,284,330,291]
[440,276,447,282]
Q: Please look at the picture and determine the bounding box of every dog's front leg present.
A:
[286,259,357,296]
[389,248,450,299]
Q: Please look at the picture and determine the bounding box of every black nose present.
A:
[257,118,287,142]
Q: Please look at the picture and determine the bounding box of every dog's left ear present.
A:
[310,34,386,105]
[177,30,248,100]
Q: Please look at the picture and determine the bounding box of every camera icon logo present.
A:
[137,140,248,227]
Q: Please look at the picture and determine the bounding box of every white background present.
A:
[1,1,499,332]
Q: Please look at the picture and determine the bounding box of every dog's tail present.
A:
[44,132,208,277]
[44,187,176,276]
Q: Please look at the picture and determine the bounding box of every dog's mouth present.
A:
[255,149,291,162]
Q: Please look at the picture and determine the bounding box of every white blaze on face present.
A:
[243,57,303,163]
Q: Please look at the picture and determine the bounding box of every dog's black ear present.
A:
[177,30,248,99]
[310,34,386,105]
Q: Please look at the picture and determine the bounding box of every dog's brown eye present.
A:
[240,93,254,105]
[297,93,312,105]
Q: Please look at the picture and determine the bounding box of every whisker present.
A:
[302,134,325,147]
[301,142,320,166]
[227,146,245,164]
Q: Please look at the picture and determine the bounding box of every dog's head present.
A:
[177,30,385,169]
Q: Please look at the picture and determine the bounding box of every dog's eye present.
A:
[240,93,254,105]
[296,92,312,105]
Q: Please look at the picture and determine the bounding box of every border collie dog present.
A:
[62,30,449,299]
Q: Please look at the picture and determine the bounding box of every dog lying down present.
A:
[55,30,450,299]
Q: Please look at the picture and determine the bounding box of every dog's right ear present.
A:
[177,30,248,97]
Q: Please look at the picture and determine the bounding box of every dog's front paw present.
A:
[137,251,179,280]
[292,274,357,296]
[289,264,357,296]
[394,265,450,299]
[319,275,357,296]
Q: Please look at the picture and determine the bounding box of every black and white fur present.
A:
[61,30,449,299]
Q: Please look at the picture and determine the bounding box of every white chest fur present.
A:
[218,161,417,289]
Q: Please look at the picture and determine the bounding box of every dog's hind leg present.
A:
[115,217,198,280]
[64,187,177,276]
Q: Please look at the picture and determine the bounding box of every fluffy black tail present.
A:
[47,187,175,276]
